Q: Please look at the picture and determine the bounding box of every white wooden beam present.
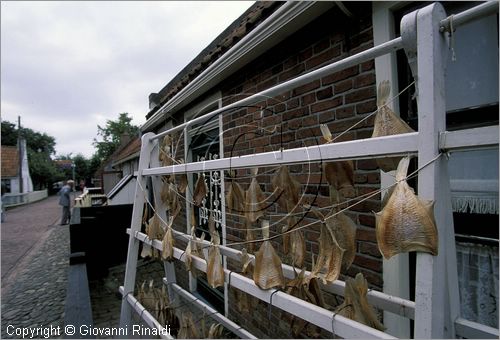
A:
[119,133,155,332]
[144,132,419,176]
[131,230,397,339]
[439,1,499,32]
[454,318,500,339]
[165,281,258,339]
[119,286,175,340]
[440,125,499,152]
[414,3,460,338]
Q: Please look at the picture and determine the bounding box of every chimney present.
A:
[149,93,160,110]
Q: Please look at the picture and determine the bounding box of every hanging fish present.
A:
[309,209,345,284]
[235,248,254,313]
[159,135,174,167]
[271,165,301,211]
[193,174,208,207]
[244,218,256,253]
[253,220,285,289]
[283,217,306,268]
[161,217,174,261]
[335,273,385,331]
[375,157,438,259]
[244,168,266,223]
[207,323,224,339]
[206,232,225,289]
[226,181,245,214]
[176,159,188,194]
[178,312,200,339]
[372,80,415,172]
[185,226,206,276]
[320,124,355,197]
[325,187,357,271]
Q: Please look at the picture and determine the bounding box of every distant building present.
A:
[1,139,33,194]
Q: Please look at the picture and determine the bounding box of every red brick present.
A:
[316,87,333,100]
[274,103,286,113]
[359,241,382,258]
[354,73,376,88]
[310,96,343,113]
[305,45,341,70]
[278,63,305,82]
[357,159,378,170]
[356,228,377,242]
[284,56,298,70]
[356,99,377,114]
[318,110,335,124]
[359,213,376,227]
[349,199,380,213]
[336,105,355,119]
[367,172,380,184]
[298,47,313,62]
[302,115,318,127]
[313,38,330,54]
[322,65,359,85]
[256,76,278,92]
[249,136,270,148]
[345,87,376,104]
[350,41,374,55]
[361,60,375,72]
[284,107,308,120]
[301,93,316,106]
[329,117,359,133]
[354,173,368,184]
[292,80,321,96]
[356,129,373,139]
[296,127,321,139]
[334,79,353,94]
[353,254,382,272]
[286,98,300,110]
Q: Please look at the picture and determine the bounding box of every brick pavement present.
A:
[1,196,69,339]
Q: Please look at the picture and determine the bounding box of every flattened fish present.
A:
[193,174,208,207]
[271,165,301,210]
[178,312,200,339]
[226,180,245,214]
[320,124,355,197]
[161,181,181,218]
[244,218,256,253]
[336,273,385,331]
[161,218,174,261]
[207,323,224,339]
[235,248,254,313]
[185,226,205,276]
[253,220,285,289]
[176,159,188,194]
[159,135,174,167]
[206,232,225,289]
[375,157,438,259]
[244,168,266,223]
[283,217,306,268]
[309,210,345,284]
[372,80,415,172]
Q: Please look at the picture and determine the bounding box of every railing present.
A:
[119,2,499,339]
[2,189,48,208]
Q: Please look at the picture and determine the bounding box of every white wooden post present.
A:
[414,3,460,338]
[149,137,177,302]
[119,132,155,331]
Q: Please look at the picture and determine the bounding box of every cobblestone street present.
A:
[1,196,69,339]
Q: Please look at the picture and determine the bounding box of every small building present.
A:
[1,140,33,194]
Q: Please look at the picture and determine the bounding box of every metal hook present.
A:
[268,289,280,323]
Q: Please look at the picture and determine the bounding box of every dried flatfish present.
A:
[245,218,256,253]
[375,157,438,259]
[207,323,224,339]
[336,273,385,331]
[320,124,355,197]
[206,232,225,289]
[161,180,181,218]
[193,174,208,207]
[159,135,174,167]
[372,80,415,172]
[226,180,245,214]
[244,168,266,223]
[178,312,200,339]
[185,226,206,275]
[176,159,188,193]
[253,220,285,289]
[283,217,305,268]
[235,248,254,313]
[309,210,345,284]
[271,165,301,210]
[161,218,174,261]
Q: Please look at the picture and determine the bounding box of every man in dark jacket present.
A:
[58,180,74,225]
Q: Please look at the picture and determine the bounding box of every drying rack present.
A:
[118,2,499,338]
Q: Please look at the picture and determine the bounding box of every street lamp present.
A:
[71,163,76,190]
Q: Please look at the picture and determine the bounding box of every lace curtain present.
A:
[456,241,499,328]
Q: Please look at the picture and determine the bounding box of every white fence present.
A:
[2,189,48,208]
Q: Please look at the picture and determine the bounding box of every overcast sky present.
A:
[1,1,254,158]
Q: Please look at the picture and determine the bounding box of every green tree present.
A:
[92,113,139,162]
[1,120,62,189]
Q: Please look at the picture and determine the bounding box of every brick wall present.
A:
[218,4,383,338]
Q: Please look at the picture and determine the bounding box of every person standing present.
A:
[58,179,74,225]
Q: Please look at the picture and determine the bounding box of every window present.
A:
[1,179,11,194]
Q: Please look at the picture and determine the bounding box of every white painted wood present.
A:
[151,37,404,141]
[119,286,175,340]
[165,281,258,339]
[439,1,499,32]
[119,133,155,332]
[128,229,415,320]
[144,132,418,176]
[133,231,396,339]
[454,317,500,339]
[150,137,177,302]
[414,3,459,338]
[381,170,411,338]
[439,125,499,152]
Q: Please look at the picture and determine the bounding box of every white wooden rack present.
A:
[119,2,499,339]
